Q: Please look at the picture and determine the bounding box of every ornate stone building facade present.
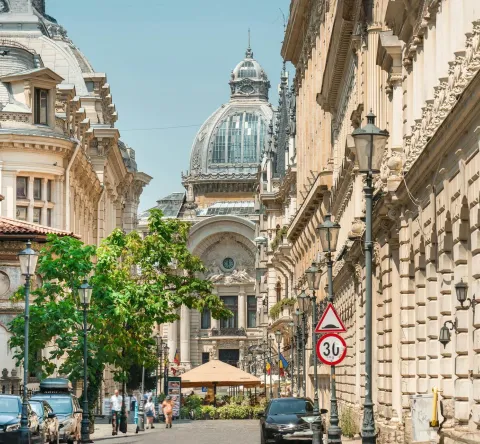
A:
[259,0,480,443]
[0,0,151,393]
[139,44,273,370]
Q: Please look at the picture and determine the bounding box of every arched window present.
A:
[275,281,282,303]
[238,61,257,78]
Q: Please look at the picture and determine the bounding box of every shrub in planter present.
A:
[340,406,359,438]
[180,407,189,419]
[185,395,203,411]
[252,405,265,419]
[201,405,217,419]
[193,406,203,420]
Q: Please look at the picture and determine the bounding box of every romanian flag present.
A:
[279,353,288,377]
[266,361,271,375]
[174,349,180,365]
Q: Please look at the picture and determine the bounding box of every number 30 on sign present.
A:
[316,333,347,366]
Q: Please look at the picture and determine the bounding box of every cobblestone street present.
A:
[96,420,260,444]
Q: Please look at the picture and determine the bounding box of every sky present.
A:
[47,0,292,211]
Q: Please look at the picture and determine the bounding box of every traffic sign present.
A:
[316,333,347,366]
[315,302,346,333]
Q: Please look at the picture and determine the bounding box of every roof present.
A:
[180,359,261,388]
[0,217,78,239]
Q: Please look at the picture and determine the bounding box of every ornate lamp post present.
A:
[288,321,295,396]
[18,241,38,443]
[275,330,282,397]
[352,111,389,444]
[297,291,309,397]
[317,214,341,444]
[294,309,302,396]
[306,264,322,444]
[268,337,274,399]
[155,333,163,414]
[163,344,170,395]
[78,279,93,443]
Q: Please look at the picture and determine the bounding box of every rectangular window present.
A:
[16,207,27,221]
[33,208,41,224]
[202,352,210,364]
[220,296,238,329]
[201,309,211,329]
[16,177,28,199]
[247,296,256,328]
[34,88,48,125]
[47,208,52,227]
[33,178,42,200]
[46,180,52,202]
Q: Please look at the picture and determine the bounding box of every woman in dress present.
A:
[144,397,156,429]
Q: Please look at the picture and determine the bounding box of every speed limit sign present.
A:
[316,333,347,366]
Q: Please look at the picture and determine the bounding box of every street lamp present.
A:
[163,344,170,394]
[294,309,301,396]
[18,241,38,443]
[352,111,389,444]
[78,279,93,443]
[305,264,322,444]
[317,214,342,444]
[288,321,295,396]
[275,330,282,397]
[297,291,309,397]
[155,333,163,415]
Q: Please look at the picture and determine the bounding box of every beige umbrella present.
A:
[180,359,261,388]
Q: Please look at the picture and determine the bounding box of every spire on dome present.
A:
[245,28,253,59]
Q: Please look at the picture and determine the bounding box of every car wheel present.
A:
[260,429,266,444]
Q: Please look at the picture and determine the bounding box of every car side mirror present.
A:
[258,411,265,418]
[320,408,328,415]
[48,413,56,419]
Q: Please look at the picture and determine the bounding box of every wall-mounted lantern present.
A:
[439,319,458,348]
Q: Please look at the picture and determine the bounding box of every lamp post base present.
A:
[19,428,31,444]
[312,417,324,444]
[81,417,90,443]
[327,424,342,444]
[361,402,377,444]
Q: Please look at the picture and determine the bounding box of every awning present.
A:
[180,360,261,388]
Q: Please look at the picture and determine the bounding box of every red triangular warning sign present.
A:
[315,303,346,333]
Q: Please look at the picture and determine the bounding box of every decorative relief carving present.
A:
[0,0,9,13]
[0,271,10,297]
[404,21,480,170]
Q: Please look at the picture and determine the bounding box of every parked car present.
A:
[30,399,59,444]
[259,397,327,443]
[31,379,81,444]
[0,394,40,436]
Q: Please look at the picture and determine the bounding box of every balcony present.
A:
[210,327,247,337]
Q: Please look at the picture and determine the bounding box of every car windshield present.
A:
[37,398,72,414]
[0,398,20,414]
[268,399,314,415]
[30,402,44,418]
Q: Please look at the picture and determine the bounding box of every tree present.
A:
[9,209,230,415]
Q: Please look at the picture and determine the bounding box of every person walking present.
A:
[162,395,174,429]
[110,389,123,436]
[144,397,156,429]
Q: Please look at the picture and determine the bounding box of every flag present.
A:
[279,353,288,377]
[174,349,180,365]
[266,361,271,375]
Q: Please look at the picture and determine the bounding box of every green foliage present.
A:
[192,406,203,420]
[201,405,217,419]
[271,226,289,251]
[184,395,203,411]
[8,209,231,414]
[269,298,297,320]
[252,405,265,419]
[180,407,189,419]
[216,404,252,419]
[340,406,359,438]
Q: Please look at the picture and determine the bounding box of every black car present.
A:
[260,397,326,443]
[29,400,59,444]
[0,394,40,437]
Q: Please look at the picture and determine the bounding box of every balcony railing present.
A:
[211,327,247,337]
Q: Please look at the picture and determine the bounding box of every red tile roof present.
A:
[0,217,78,238]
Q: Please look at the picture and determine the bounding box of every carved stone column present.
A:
[180,305,191,367]
[167,319,178,363]
[238,288,246,330]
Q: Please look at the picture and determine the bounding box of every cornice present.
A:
[287,169,332,243]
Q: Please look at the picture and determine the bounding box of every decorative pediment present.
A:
[0,67,64,86]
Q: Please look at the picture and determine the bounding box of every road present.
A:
[98,419,260,444]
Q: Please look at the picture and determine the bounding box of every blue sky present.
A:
[47,0,291,210]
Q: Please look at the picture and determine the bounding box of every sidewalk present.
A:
[92,420,193,441]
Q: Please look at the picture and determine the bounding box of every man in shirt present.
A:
[110,389,123,435]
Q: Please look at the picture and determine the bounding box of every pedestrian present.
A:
[130,393,137,412]
[162,395,174,429]
[145,397,156,429]
[110,389,123,436]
